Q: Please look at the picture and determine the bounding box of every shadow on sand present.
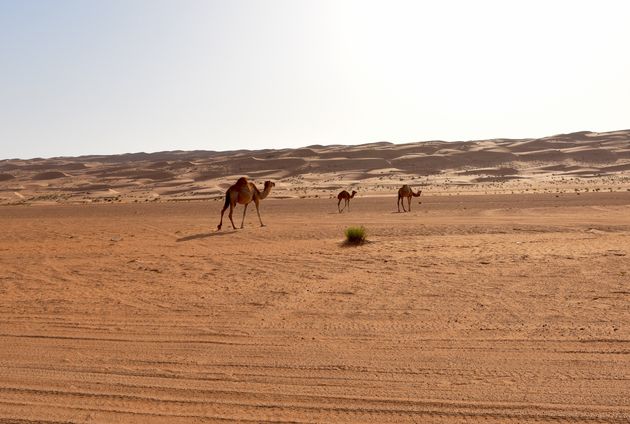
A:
[176,230,237,242]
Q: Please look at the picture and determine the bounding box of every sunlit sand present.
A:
[1,130,629,422]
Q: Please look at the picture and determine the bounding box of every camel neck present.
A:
[259,185,272,199]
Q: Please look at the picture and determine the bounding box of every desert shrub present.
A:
[344,226,366,244]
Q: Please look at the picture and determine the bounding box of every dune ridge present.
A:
[1,129,629,204]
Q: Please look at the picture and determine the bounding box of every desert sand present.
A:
[1,130,629,422]
[1,191,629,423]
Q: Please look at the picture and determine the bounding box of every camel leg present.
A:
[228,202,237,229]
[254,198,265,227]
[347,199,350,212]
[408,196,412,212]
[401,196,407,212]
[397,196,401,213]
[338,198,342,213]
[218,205,227,230]
[218,193,230,230]
[240,203,248,229]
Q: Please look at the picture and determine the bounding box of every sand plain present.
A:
[1,192,629,423]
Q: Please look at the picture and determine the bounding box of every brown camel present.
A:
[217,177,275,230]
[337,190,357,213]
[397,185,422,212]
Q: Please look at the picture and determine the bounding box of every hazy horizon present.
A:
[1,0,629,160]
[3,127,629,162]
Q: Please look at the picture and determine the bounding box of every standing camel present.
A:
[217,177,275,230]
[397,185,422,212]
[337,190,357,213]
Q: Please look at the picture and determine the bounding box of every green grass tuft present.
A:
[344,226,367,244]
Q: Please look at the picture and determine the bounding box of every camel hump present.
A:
[235,177,248,186]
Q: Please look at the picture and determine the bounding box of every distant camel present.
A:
[397,185,422,212]
[337,190,357,213]
[217,177,275,230]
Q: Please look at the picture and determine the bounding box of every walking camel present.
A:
[337,190,357,213]
[397,185,422,212]
[217,177,275,230]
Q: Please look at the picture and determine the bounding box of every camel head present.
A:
[351,190,357,198]
[413,189,422,197]
[258,181,275,199]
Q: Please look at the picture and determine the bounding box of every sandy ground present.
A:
[1,193,629,423]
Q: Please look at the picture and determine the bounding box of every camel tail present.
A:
[222,191,230,209]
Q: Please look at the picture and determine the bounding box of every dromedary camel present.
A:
[337,190,357,213]
[217,177,275,230]
[397,185,422,212]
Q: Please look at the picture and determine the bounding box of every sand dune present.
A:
[458,167,519,176]
[31,171,69,180]
[0,129,629,204]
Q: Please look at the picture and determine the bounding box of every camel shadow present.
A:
[176,230,237,242]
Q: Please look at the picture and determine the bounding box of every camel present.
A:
[217,177,275,230]
[337,190,357,213]
[397,185,422,212]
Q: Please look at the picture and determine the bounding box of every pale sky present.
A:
[1,0,629,160]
